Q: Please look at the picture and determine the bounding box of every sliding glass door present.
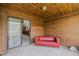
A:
[8,17,22,49]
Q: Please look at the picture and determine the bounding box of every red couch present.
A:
[34,36,61,47]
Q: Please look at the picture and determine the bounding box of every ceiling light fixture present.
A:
[43,6,47,11]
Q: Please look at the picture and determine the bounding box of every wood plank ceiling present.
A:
[0,3,79,22]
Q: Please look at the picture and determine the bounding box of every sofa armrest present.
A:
[35,37,39,43]
[55,37,61,44]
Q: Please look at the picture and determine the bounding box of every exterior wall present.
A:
[0,11,3,54]
[45,15,79,46]
[0,7,44,55]
[0,9,7,55]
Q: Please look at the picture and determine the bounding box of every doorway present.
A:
[21,20,31,46]
[8,17,31,49]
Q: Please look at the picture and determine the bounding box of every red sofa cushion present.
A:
[38,40,54,42]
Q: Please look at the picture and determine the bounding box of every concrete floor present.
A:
[22,34,30,46]
[3,44,79,56]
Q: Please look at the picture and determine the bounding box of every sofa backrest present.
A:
[38,36,55,40]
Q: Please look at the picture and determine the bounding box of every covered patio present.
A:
[0,3,79,56]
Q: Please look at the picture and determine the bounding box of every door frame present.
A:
[7,16,32,49]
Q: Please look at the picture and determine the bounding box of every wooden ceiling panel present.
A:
[0,3,79,22]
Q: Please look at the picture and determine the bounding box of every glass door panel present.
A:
[8,17,22,49]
